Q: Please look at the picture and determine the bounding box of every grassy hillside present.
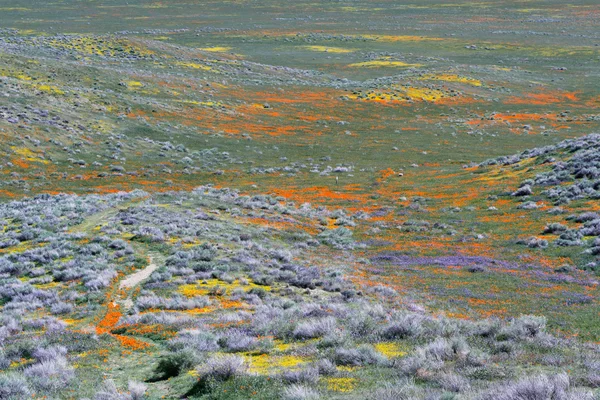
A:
[0,0,599,398]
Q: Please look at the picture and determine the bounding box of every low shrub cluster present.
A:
[0,188,598,398]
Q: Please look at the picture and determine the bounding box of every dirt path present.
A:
[117,253,162,310]
[119,255,158,290]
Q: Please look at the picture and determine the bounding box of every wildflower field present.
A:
[0,0,599,399]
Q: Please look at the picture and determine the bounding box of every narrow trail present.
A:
[93,251,164,350]
[119,256,158,290]
[118,251,163,310]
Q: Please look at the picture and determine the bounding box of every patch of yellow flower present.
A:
[178,278,271,297]
[404,87,445,101]
[535,46,596,57]
[338,6,383,12]
[245,353,306,375]
[182,307,214,315]
[516,8,545,13]
[326,377,358,392]
[268,33,443,43]
[175,61,212,71]
[33,281,60,289]
[47,36,155,58]
[0,241,47,254]
[12,147,33,157]
[11,146,49,164]
[178,100,224,108]
[48,36,104,56]
[127,81,144,88]
[374,342,407,358]
[273,341,293,352]
[360,34,444,43]
[199,46,232,52]
[477,158,537,183]
[419,73,482,86]
[89,120,115,133]
[348,60,422,68]
[345,92,390,101]
[20,29,41,35]
[302,45,356,53]
[347,86,445,103]
[35,84,65,95]
[9,358,30,368]
[0,68,36,81]
[182,241,201,249]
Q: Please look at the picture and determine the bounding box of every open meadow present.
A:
[0,1,599,399]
